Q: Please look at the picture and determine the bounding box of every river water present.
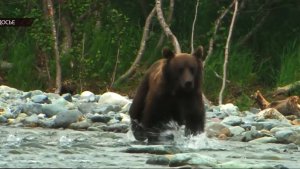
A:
[0,126,299,168]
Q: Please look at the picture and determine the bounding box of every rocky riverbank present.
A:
[0,85,299,168]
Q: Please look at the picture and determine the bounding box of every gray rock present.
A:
[0,85,21,94]
[91,114,112,123]
[38,118,55,128]
[42,104,68,117]
[92,104,121,114]
[146,155,170,165]
[125,145,181,155]
[98,92,131,107]
[101,123,129,133]
[2,109,16,119]
[80,91,96,102]
[251,119,291,130]
[31,94,50,104]
[77,103,97,114]
[119,102,131,114]
[256,108,290,124]
[69,120,92,130]
[249,136,277,144]
[169,153,218,167]
[275,130,295,144]
[241,113,257,124]
[240,123,252,131]
[62,93,72,102]
[21,92,31,99]
[0,115,7,123]
[23,114,39,127]
[228,126,245,136]
[22,103,42,115]
[206,122,231,138]
[207,104,240,118]
[241,126,263,142]
[53,110,83,128]
[221,116,243,126]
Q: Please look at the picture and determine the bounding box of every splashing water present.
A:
[4,134,22,147]
[126,120,223,149]
[59,135,73,148]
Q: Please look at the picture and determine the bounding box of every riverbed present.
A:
[0,126,299,168]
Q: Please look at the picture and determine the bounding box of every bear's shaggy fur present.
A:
[129,46,206,141]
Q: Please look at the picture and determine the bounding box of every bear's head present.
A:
[163,46,205,94]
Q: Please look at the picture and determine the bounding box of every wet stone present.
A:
[92,104,121,114]
[31,94,50,104]
[206,122,231,138]
[249,136,278,144]
[125,145,181,155]
[22,103,42,116]
[91,114,112,123]
[80,91,96,102]
[228,126,245,136]
[54,110,83,128]
[101,123,129,133]
[98,92,131,108]
[0,115,7,123]
[69,120,92,130]
[42,104,68,117]
[168,153,218,167]
[146,155,170,165]
[38,118,55,128]
[221,116,243,126]
[275,130,295,144]
[77,103,97,114]
[23,114,39,127]
[62,93,72,102]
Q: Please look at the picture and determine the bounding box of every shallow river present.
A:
[0,126,299,168]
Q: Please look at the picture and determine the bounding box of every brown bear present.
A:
[129,46,206,142]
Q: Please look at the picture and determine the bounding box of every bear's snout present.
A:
[181,69,194,90]
[184,81,193,89]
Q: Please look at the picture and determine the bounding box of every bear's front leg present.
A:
[184,99,205,136]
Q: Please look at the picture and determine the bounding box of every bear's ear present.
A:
[162,48,175,59]
[193,46,206,61]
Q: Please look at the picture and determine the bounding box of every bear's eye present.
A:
[190,67,195,74]
[179,67,184,73]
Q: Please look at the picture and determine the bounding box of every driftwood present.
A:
[252,90,300,117]
[252,90,270,110]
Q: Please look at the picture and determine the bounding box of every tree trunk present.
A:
[218,0,239,105]
[46,0,62,94]
[155,0,174,51]
[61,16,72,55]
[203,1,235,68]
[191,0,200,53]
[115,7,156,85]
[155,0,181,53]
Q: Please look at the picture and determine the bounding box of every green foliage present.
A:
[7,38,43,90]
[277,40,300,86]
[1,0,300,109]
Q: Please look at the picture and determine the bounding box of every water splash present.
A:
[4,134,22,147]
[59,135,73,148]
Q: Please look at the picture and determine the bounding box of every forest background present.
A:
[0,0,299,110]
